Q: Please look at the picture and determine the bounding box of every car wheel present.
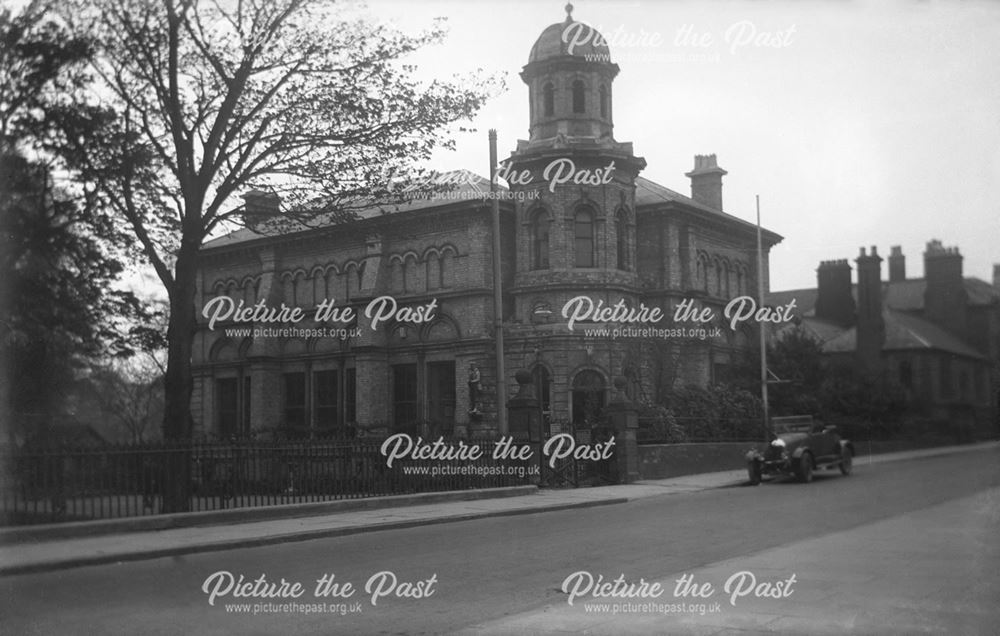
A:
[795,453,813,483]
[747,461,762,486]
[840,448,853,476]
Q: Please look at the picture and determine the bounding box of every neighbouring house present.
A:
[768,242,1000,438]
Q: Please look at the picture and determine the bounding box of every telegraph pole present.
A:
[756,194,770,441]
[489,130,507,434]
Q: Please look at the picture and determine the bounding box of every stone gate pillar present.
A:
[507,369,541,484]
[604,376,640,483]
[507,370,540,444]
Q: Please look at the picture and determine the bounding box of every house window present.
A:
[572,80,585,113]
[532,209,550,269]
[426,362,456,432]
[572,370,605,428]
[543,82,554,117]
[899,361,913,389]
[599,85,608,118]
[393,363,419,431]
[283,372,307,434]
[216,378,239,439]
[616,210,629,270]
[314,369,338,432]
[574,207,595,268]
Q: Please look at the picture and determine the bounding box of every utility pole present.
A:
[489,130,507,434]
[756,194,770,441]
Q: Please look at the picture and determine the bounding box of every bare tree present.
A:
[90,354,165,443]
[55,0,498,510]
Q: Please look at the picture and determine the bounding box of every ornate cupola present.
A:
[506,4,646,318]
[522,2,618,142]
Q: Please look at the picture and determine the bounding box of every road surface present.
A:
[3,446,998,635]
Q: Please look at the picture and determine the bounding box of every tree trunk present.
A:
[159,241,199,513]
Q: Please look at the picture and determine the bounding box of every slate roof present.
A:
[634,176,781,240]
[202,171,500,250]
[203,171,781,251]
[768,278,999,314]
[814,310,985,359]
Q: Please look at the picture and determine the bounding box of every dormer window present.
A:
[543,82,554,117]
[572,80,585,113]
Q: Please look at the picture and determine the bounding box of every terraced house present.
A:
[769,242,1000,438]
[191,6,781,440]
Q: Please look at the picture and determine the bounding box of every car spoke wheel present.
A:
[840,448,853,476]
[747,461,762,486]
[795,453,813,483]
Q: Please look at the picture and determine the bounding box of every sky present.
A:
[367,0,1000,292]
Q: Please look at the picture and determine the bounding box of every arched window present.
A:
[574,207,594,268]
[572,80,585,113]
[615,209,629,270]
[543,82,554,117]
[599,85,608,118]
[531,209,550,270]
[426,253,440,291]
[572,370,605,428]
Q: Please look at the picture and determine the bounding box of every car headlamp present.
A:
[770,439,786,448]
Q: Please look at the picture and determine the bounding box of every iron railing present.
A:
[1,437,532,526]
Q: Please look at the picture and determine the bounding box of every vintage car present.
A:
[746,416,854,484]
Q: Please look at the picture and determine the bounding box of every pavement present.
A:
[0,441,995,577]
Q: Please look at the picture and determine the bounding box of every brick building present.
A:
[768,242,1000,437]
[190,7,782,439]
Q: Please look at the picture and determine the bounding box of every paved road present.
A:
[3,447,998,635]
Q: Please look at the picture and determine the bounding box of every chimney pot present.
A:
[923,239,967,336]
[241,189,281,230]
[685,154,727,211]
[888,245,906,282]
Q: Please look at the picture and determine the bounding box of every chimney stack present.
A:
[888,245,906,283]
[242,189,280,231]
[855,246,885,371]
[923,239,967,338]
[815,259,855,326]
[993,263,1000,292]
[685,154,727,211]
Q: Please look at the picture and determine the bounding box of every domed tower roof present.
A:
[528,3,612,64]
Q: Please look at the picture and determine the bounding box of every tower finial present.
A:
[565,2,574,22]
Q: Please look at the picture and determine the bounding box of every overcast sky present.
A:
[371,0,1000,292]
